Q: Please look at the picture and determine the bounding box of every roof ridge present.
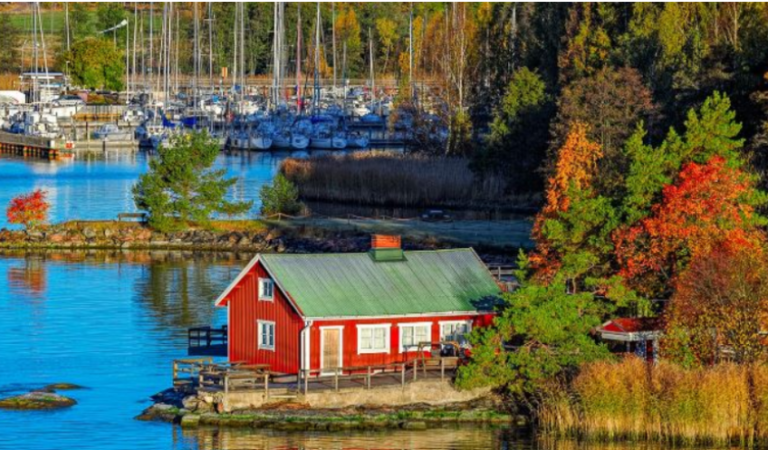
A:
[260,248,474,258]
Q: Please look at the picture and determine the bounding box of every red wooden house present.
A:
[214,236,501,375]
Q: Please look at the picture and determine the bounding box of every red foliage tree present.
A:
[614,156,766,296]
[664,242,768,365]
[6,189,50,230]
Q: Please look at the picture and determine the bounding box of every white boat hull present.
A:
[271,135,292,149]
[310,137,333,149]
[250,136,273,150]
[290,135,310,150]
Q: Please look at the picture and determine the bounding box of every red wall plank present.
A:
[228,260,303,374]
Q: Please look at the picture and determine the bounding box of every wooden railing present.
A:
[172,357,213,388]
[174,356,460,397]
[188,326,227,356]
[198,363,271,394]
[298,357,460,395]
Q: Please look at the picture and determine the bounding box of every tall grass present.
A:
[540,357,765,446]
[281,151,530,209]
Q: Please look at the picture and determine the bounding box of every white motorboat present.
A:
[271,132,292,149]
[347,132,370,149]
[310,131,333,149]
[360,113,384,124]
[290,133,310,150]
[332,133,348,149]
[92,124,133,141]
[250,133,273,150]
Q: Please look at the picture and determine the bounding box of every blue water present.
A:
[0,149,302,228]
[0,155,648,449]
[0,251,522,449]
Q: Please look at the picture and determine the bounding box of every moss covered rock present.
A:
[0,391,77,410]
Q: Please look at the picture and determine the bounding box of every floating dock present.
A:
[0,131,76,160]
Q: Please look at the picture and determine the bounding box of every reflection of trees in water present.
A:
[178,424,514,450]
[7,255,46,297]
[134,256,246,337]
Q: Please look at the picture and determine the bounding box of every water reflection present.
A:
[0,148,398,228]
[134,252,252,333]
[7,254,46,297]
[175,425,519,450]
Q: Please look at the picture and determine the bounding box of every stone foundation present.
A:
[211,378,492,413]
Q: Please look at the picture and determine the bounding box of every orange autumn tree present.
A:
[615,156,768,297]
[7,189,50,231]
[664,242,768,366]
[530,122,610,284]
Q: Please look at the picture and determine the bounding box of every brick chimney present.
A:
[369,235,405,261]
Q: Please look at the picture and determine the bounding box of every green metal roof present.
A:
[260,249,501,318]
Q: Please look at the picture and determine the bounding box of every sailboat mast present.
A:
[314,2,320,115]
[369,27,375,111]
[132,3,137,96]
[272,2,278,109]
[296,4,301,114]
[208,2,213,93]
[149,2,153,102]
[409,3,414,100]
[232,2,237,104]
[64,3,70,51]
[332,2,336,91]
[240,2,245,103]
[193,3,199,111]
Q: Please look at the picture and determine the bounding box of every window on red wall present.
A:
[358,324,390,354]
[258,278,274,301]
[399,323,431,352]
[258,320,275,350]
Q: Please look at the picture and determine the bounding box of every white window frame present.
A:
[258,277,274,301]
[439,320,473,343]
[257,320,275,351]
[356,324,391,354]
[398,322,433,353]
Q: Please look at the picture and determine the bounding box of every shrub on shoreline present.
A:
[540,357,764,446]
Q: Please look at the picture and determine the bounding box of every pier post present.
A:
[334,368,339,392]
[440,358,445,381]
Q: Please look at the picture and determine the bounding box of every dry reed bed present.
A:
[280,151,516,209]
[540,357,768,446]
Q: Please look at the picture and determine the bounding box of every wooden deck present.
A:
[171,357,460,399]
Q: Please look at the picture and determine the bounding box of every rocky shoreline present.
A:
[0,221,413,255]
[136,388,518,432]
[0,221,515,264]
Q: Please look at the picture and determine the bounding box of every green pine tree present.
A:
[133,131,253,232]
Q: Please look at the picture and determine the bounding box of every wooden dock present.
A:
[0,131,75,160]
